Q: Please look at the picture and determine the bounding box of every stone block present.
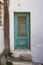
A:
[19,54,32,61]
[1,56,7,65]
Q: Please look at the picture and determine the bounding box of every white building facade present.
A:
[0,0,43,64]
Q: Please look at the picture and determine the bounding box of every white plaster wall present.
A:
[9,0,43,63]
[0,0,3,2]
[0,27,4,54]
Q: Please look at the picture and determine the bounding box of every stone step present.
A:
[19,54,32,61]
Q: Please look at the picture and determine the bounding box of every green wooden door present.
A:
[14,13,30,49]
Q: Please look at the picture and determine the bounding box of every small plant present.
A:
[7,52,13,57]
[7,61,13,65]
[7,52,14,58]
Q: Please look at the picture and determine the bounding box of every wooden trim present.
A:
[4,0,10,52]
[29,12,31,50]
[14,12,30,14]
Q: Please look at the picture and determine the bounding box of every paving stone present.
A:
[13,62,32,65]
[32,62,41,65]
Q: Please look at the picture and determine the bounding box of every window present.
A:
[0,1,3,26]
[18,16,26,36]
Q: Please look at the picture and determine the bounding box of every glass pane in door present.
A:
[18,17,26,36]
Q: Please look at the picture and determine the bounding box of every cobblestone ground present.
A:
[13,62,42,65]
[13,62,32,65]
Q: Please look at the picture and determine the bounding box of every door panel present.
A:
[14,13,30,49]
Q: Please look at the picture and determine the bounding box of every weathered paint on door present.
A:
[14,13,30,49]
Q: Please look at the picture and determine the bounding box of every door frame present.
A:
[14,12,31,50]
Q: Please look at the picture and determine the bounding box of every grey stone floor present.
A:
[6,57,42,65]
[13,62,42,65]
[13,62,32,65]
